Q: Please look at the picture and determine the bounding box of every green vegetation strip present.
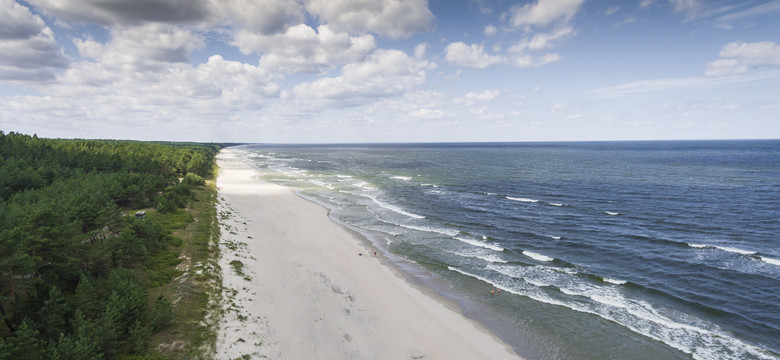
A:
[0,132,225,359]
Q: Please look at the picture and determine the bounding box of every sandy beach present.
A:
[214,148,522,359]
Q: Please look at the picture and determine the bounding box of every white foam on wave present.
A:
[335,174,353,179]
[391,176,413,181]
[309,180,334,190]
[361,194,425,219]
[605,211,619,216]
[523,251,554,262]
[690,243,758,255]
[560,288,584,296]
[454,236,504,252]
[714,246,756,255]
[549,202,564,207]
[512,266,776,359]
[523,277,551,287]
[488,264,579,291]
[447,266,520,296]
[446,249,508,264]
[603,278,627,285]
[352,181,376,190]
[559,267,579,275]
[483,263,774,360]
[399,224,459,237]
[507,196,539,203]
[477,254,508,263]
[760,256,780,266]
[547,235,562,240]
[277,169,299,178]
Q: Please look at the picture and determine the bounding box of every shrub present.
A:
[148,295,174,332]
[182,173,205,186]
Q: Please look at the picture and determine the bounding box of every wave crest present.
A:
[522,251,554,262]
[507,196,539,203]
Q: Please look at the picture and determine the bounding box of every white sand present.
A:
[215,148,522,359]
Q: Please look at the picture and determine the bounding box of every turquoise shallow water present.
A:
[238,140,780,360]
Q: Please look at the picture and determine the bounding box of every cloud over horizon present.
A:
[1,0,779,142]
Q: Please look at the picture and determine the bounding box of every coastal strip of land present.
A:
[214,148,522,359]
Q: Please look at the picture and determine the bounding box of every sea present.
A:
[234,140,779,360]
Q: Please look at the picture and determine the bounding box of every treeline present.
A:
[0,131,220,359]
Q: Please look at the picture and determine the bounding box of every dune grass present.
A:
[143,176,222,359]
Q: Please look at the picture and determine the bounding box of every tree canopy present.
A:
[0,131,220,359]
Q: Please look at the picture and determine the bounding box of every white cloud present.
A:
[233,24,376,74]
[494,0,579,70]
[705,41,780,76]
[0,66,54,82]
[606,6,620,16]
[5,53,280,140]
[719,41,780,67]
[0,27,67,69]
[28,0,215,25]
[444,42,504,68]
[509,0,585,28]
[1,0,45,39]
[704,59,747,77]
[177,55,281,107]
[590,41,780,97]
[717,0,780,23]
[0,0,68,81]
[445,33,567,69]
[615,16,637,26]
[669,0,703,19]
[586,77,697,97]
[509,52,561,68]
[292,48,433,106]
[74,23,204,72]
[58,54,278,108]
[2,7,281,136]
[474,0,493,15]
[253,90,456,143]
[222,0,305,34]
[516,26,575,51]
[506,28,567,68]
[586,69,780,98]
[414,42,427,58]
[484,24,498,36]
[454,89,502,106]
[304,0,433,39]
[408,108,445,120]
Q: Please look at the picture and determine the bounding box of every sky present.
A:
[1,0,779,143]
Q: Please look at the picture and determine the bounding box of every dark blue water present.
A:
[240,140,780,359]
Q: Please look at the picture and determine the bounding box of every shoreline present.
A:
[214,148,522,359]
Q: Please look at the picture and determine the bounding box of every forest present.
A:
[0,131,221,359]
